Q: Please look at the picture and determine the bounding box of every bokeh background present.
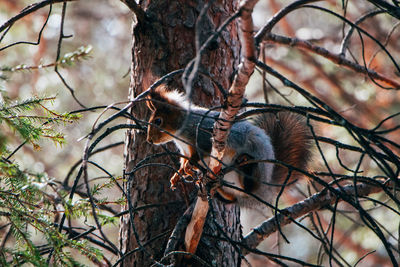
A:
[1,0,400,265]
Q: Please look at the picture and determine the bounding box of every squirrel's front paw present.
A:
[170,167,199,189]
[183,168,196,179]
[170,172,181,190]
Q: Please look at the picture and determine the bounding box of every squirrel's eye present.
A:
[154,117,162,126]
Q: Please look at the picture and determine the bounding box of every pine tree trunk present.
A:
[119,1,241,265]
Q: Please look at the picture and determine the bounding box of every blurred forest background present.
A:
[1,0,400,266]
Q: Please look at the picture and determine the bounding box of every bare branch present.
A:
[339,9,385,56]
[254,0,321,44]
[243,182,384,253]
[184,0,259,257]
[365,0,400,20]
[264,33,400,89]
[164,203,195,260]
[54,1,87,109]
[0,0,76,34]
[209,0,258,175]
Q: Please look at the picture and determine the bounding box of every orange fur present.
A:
[146,86,313,197]
[146,86,200,188]
[254,112,312,185]
[146,87,185,145]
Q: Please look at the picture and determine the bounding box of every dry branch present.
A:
[164,203,195,257]
[243,182,384,252]
[264,33,400,89]
[254,0,321,43]
[0,0,76,34]
[209,0,258,164]
[184,0,259,256]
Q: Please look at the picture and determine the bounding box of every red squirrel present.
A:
[145,85,312,204]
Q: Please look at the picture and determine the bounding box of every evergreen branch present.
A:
[0,97,55,112]
[1,45,92,73]
[3,115,75,123]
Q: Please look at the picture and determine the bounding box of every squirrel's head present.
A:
[145,87,185,144]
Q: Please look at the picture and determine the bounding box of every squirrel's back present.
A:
[254,112,312,185]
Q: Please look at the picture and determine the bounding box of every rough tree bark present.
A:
[119,1,242,266]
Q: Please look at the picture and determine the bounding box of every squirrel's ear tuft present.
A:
[145,94,156,111]
[146,85,167,111]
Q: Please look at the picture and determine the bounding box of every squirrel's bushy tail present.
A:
[254,112,313,185]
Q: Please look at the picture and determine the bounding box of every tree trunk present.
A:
[119,1,241,266]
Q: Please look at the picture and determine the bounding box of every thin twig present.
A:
[0,0,76,34]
